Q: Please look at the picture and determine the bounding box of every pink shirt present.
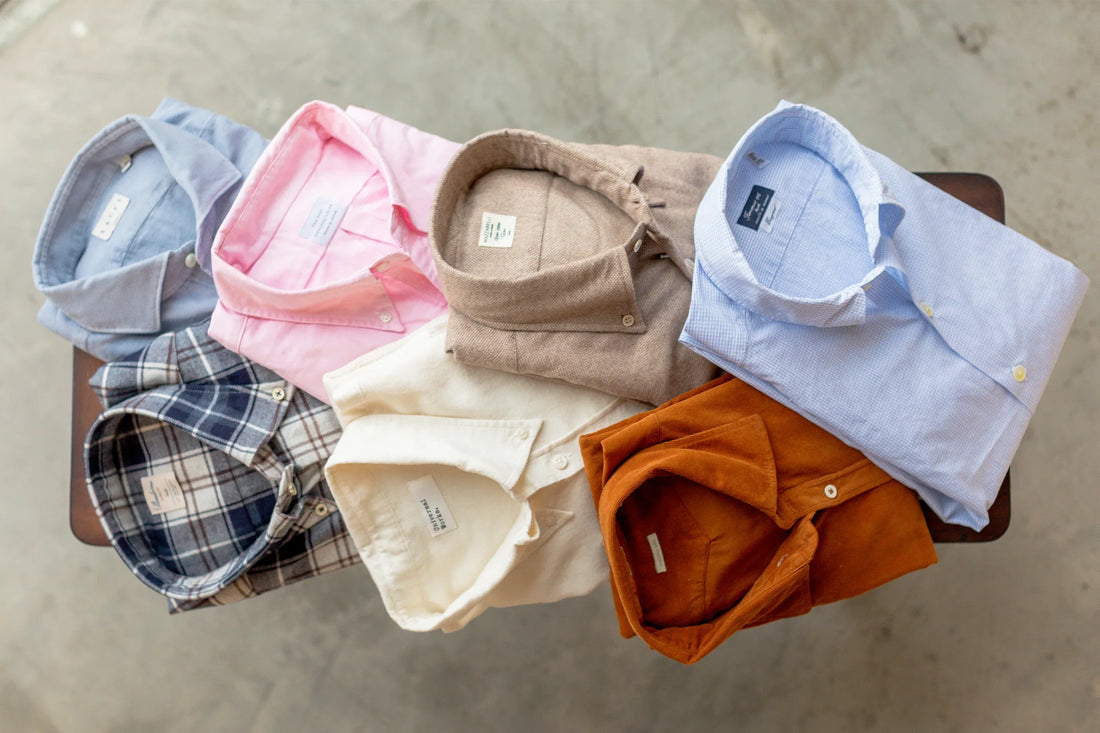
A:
[209,101,458,402]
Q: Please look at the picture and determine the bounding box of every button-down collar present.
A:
[33,98,267,360]
[323,315,646,632]
[581,375,936,664]
[85,322,358,612]
[431,129,671,331]
[209,101,456,402]
[430,129,723,405]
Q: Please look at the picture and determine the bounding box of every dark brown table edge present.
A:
[68,172,1012,546]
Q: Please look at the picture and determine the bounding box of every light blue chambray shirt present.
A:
[681,101,1089,530]
[32,98,268,361]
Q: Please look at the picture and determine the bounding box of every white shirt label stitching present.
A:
[478,212,517,248]
[407,475,459,537]
[646,532,667,574]
[760,197,781,234]
[91,193,130,241]
[300,197,348,246]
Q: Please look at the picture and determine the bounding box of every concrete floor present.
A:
[2,1,1098,731]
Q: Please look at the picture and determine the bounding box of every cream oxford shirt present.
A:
[323,316,646,632]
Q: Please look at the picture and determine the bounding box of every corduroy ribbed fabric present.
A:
[580,374,937,664]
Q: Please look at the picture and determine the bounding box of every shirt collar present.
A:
[33,110,243,333]
[429,128,664,332]
[696,101,906,328]
[211,101,448,331]
[344,104,458,235]
[90,323,292,468]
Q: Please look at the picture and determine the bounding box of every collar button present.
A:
[621,314,635,327]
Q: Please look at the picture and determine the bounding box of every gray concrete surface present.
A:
[2,1,1097,731]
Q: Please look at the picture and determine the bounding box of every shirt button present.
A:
[684,258,694,270]
[621,314,635,327]
[184,253,198,268]
[515,428,529,440]
[314,504,330,517]
[271,387,286,401]
[632,240,642,253]
[823,484,838,499]
[918,302,934,318]
[1013,364,1027,382]
[552,454,569,470]
[378,310,393,324]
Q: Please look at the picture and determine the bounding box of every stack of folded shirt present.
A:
[34,98,1087,662]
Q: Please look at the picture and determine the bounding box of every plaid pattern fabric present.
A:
[85,322,360,613]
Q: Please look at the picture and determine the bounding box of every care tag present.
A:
[407,475,458,537]
[91,193,130,241]
[760,197,781,234]
[646,532,667,574]
[745,150,768,168]
[478,212,516,248]
[300,197,348,246]
[140,474,187,516]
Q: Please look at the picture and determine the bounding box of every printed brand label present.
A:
[91,193,131,240]
[300,197,348,246]
[736,185,775,231]
[646,532,667,574]
[407,475,458,537]
[478,212,517,248]
[140,474,187,516]
[759,197,781,234]
[745,150,768,168]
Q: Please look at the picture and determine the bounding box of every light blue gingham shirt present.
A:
[32,98,267,361]
[681,101,1089,530]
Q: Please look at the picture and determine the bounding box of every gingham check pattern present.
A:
[85,322,359,612]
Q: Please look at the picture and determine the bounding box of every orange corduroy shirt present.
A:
[580,374,938,664]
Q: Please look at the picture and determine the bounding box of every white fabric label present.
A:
[140,474,186,516]
[646,533,667,574]
[91,193,130,240]
[407,475,458,537]
[478,212,517,248]
[300,197,348,246]
[760,197,781,234]
[745,150,768,168]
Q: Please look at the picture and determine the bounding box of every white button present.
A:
[1012,364,1027,382]
[271,387,286,401]
[314,504,329,517]
[918,302,934,318]
[684,258,694,270]
[378,310,393,324]
[515,428,529,440]
[632,240,642,253]
[621,314,635,327]
[552,454,569,470]
[823,484,838,499]
[184,253,198,268]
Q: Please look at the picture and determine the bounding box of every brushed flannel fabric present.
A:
[580,375,937,664]
[430,129,722,406]
[84,322,359,613]
[32,98,268,361]
[682,101,1090,529]
[323,315,647,632]
[210,102,458,403]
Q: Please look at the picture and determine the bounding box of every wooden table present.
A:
[67,171,1011,546]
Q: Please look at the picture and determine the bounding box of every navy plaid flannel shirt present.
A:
[84,322,359,612]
